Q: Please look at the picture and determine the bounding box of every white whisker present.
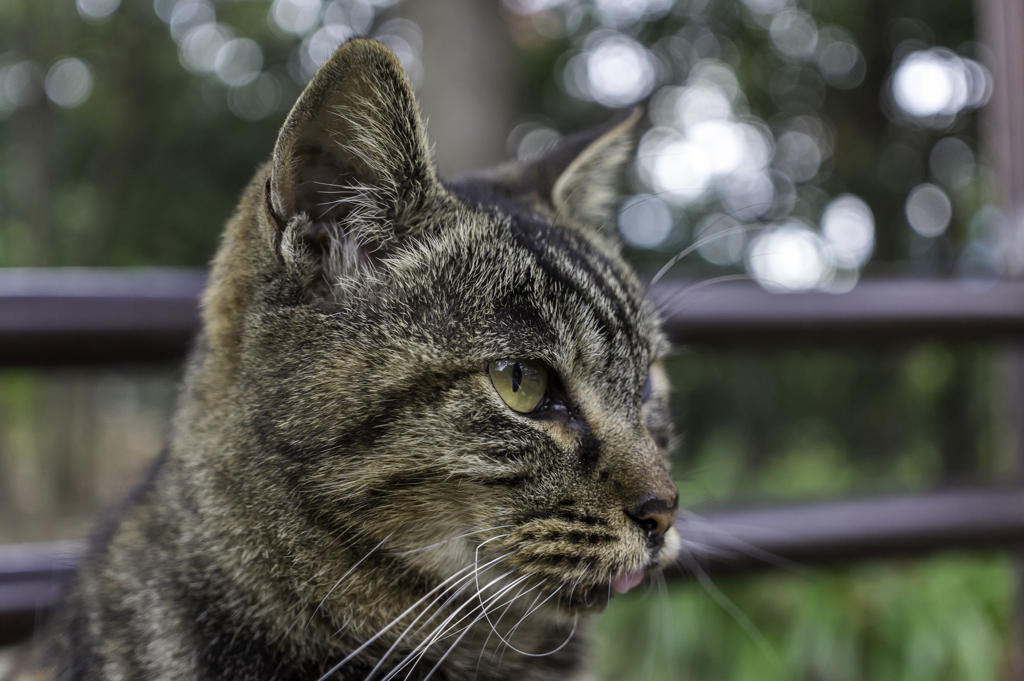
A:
[308,533,392,628]
[649,222,764,289]
[317,543,520,681]
[381,571,532,681]
[677,549,781,668]
[387,525,515,557]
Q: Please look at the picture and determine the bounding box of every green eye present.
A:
[488,360,548,413]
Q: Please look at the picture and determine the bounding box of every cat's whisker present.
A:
[505,609,579,660]
[365,538,530,681]
[365,574,481,681]
[420,625,476,681]
[319,545,523,681]
[431,574,538,669]
[649,221,764,290]
[419,592,522,681]
[308,533,392,628]
[383,571,532,681]
[384,574,509,681]
[492,572,581,658]
[474,574,550,656]
[677,548,781,668]
[568,563,589,608]
[494,577,552,660]
[372,585,493,681]
[372,541,524,678]
[677,507,811,576]
[475,578,534,676]
[653,272,755,319]
[387,524,515,557]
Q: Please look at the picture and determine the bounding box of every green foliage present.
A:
[0,0,290,266]
[594,554,1015,681]
[669,343,1003,506]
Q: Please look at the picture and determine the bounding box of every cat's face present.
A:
[230,39,679,620]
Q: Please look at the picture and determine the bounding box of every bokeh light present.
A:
[905,183,953,237]
[0,58,43,114]
[499,0,997,292]
[214,38,263,88]
[154,0,408,119]
[769,9,818,61]
[821,194,874,269]
[270,0,323,36]
[325,0,375,35]
[168,0,216,43]
[585,33,657,107]
[747,222,831,291]
[76,0,121,22]
[299,25,354,82]
[593,0,672,28]
[929,137,975,190]
[637,60,774,209]
[618,194,674,249]
[740,0,791,17]
[44,58,93,109]
[227,72,282,121]
[374,19,424,88]
[815,27,865,89]
[507,121,561,162]
[891,48,991,124]
[179,23,233,75]
[694,213,745,266]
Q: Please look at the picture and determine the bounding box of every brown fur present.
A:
[37,39,679,681]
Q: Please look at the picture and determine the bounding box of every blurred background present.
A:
[0,0,1021,678]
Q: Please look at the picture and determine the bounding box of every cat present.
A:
[40,38,680,681]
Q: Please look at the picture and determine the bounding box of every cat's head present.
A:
[200,38,678,617]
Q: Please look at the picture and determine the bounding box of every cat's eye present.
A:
[489,360,548,413]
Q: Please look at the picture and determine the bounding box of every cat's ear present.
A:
[547,109,641,226]
[264,38,437,274]
[457,110,640,229]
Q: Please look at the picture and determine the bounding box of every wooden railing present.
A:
[3,269,1024,646]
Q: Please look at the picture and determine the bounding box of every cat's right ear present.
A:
[263,39,438,268]
[452,110,640,231]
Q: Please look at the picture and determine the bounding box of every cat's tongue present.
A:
[611,569,645,594]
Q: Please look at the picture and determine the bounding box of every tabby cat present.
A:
[45,38,680,681]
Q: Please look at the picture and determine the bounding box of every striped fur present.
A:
[41,39,680,681]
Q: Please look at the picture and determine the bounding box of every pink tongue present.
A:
[611,569,645,594]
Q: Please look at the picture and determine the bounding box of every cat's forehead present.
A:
[423,186,664,371]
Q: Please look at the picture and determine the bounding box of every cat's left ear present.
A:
[264,38,438,265]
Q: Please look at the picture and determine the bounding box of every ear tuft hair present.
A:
[266,39,439,296]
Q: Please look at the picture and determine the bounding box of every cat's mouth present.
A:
[540,566,653,615]
[490,559,667,616]
[610,568,646,594]
[476,521,681,615]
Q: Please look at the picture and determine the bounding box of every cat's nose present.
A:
[626,492,678,544]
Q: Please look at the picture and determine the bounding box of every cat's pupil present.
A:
[512,363,522,393]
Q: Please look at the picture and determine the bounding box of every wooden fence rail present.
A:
[2,269,1024,646]
[2,269,1024,365]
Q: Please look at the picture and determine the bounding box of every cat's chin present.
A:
[546,585,611,617]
